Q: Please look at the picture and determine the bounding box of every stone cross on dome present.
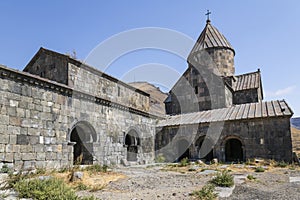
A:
[205,10,211,22]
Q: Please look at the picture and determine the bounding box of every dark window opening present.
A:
[118,86,121,96]
[225,138,244,162]
[195,86,198,94]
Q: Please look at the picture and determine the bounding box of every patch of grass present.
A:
[276,161,288,168]
[14,178,78,200]
[192,184,217,200]
[254,167,265,173]
[179,157,189,167]
[0,164,11,173]
[247,174,256,180]
[85,164,108,174]
[76,182,89,191]
[210,170,234,187]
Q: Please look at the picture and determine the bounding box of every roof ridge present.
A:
[235,70,260,77]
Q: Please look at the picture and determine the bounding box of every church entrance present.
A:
[177,139,190,161]
[196,136,214,162]
[225,138,244,162]
[125,129,140,161]
[70,121,96,165]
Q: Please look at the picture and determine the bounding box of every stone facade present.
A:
[159,19,293,163]
[0,48,156,170]
[156,117,292,162]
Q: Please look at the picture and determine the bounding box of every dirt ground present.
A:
[76,164,300,200]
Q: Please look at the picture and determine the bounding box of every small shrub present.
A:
[210,170,234,187]
[14,178,78,200]
[276,161,288,168]
[247,174,256,180]
[254,167,265,173]
[192,184,217,200]
[179,157,189,167]
[155,154,166,163]
[0,164,11,173]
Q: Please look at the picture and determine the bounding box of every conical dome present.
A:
[188,20,235,76]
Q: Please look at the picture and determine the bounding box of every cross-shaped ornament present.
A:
[206,10,211,22]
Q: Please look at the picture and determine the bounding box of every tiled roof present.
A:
[232,71,261,91]
[157,100,293,127]
[188,20,234,58]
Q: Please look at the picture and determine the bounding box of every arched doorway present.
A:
[225,138,244,162]
[125,129,140,161]
[177,139,190,161]
[196,136,214,162]
[70,121,96,165]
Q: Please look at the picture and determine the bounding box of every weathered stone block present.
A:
[7,107,17,117]
[36,153,46,161]
[0,134,9,144]
[16,135,29,145]
[9,116,21,126]
[16,108,25,118]
[20,145,33,153]
[21,153,36,161]
[8,125,20,135]
[14,152,21,160]
[28,128,40,136]
[29,136,39,144]
[0,125,7,134]
[9,135,17,144]
[0,115,9,125]
[4,153,14,162]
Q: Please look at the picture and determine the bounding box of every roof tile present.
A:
[157,100,293,127]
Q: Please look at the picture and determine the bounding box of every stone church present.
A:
[155,19,293,163]
[0,18,294,170]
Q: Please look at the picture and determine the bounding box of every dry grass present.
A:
[33,167,126,192]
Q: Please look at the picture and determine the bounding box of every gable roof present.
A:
[188,20,235,61]
[232,70,261,91]
[157,100,293,127]
[23,47,149,97]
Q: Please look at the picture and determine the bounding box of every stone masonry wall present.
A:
[68,63,150,113]
[233,89,259,104]
[165,65,228,115]
[0,66,155,170]
[156,117,293,162]
[206,48,235,77]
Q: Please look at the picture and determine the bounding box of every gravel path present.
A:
[77,165,300,200]
[77,165,211,200]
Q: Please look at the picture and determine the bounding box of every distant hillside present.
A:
[128,82,168,117]
[291,117,300,129]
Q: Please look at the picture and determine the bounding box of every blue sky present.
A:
[0,1,299,117]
